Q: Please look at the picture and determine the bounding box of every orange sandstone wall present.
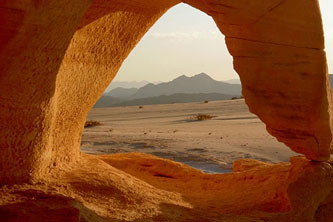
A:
[0,0,93,183]
[0,0,331,184]
[186,0,332,161]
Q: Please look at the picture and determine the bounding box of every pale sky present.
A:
[113,1,333,82]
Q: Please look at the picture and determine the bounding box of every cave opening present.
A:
[81,3,296,174]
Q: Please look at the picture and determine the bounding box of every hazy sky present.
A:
[113,1,333,82]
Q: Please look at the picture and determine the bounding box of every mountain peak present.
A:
[193,73,212,79]
[103,72,242,102]
[195,72,209,76]
[172,73,212,82]
[175,74,188,79]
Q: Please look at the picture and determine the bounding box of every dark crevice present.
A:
[154,173,175,179]
[252,0,288,24]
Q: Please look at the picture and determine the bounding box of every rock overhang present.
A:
[0,0,331,205]
[1,0,333,221]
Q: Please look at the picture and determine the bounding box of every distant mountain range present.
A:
[94,96,124,108]
[94,93,240,108]
[106,87,138,98]
[95,74,333,108]
[95,73,242,108]
[130,73,241,99]
[105,73,241,99]
[224,79,241,84]
[105,80,150,91]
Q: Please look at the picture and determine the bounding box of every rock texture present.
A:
[0,154,332,221]
[0,0,332,221]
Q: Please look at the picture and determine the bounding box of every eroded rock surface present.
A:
[0,0,333,221]
[0,0,331,184]
[0,154,332,221]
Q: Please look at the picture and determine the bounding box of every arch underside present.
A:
[1,0,333,221]
[0,0,331,182]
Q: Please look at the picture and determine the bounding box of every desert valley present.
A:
[82,74,296,173]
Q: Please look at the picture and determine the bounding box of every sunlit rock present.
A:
[0,0,332,221]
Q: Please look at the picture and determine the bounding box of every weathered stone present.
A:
[0,153,331,221]
[0,0,331,185]
[0,0,332,221]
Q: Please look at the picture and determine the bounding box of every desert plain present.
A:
[82,99,296,173]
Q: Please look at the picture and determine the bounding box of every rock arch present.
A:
[0,0,331,185]
[2,1,333,221]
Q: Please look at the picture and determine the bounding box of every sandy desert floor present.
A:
[81,99,296,173]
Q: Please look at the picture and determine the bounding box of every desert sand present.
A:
[82,99,296,173]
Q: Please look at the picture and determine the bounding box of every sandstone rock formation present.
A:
[0,0,332,221]
[0,154,332,221]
